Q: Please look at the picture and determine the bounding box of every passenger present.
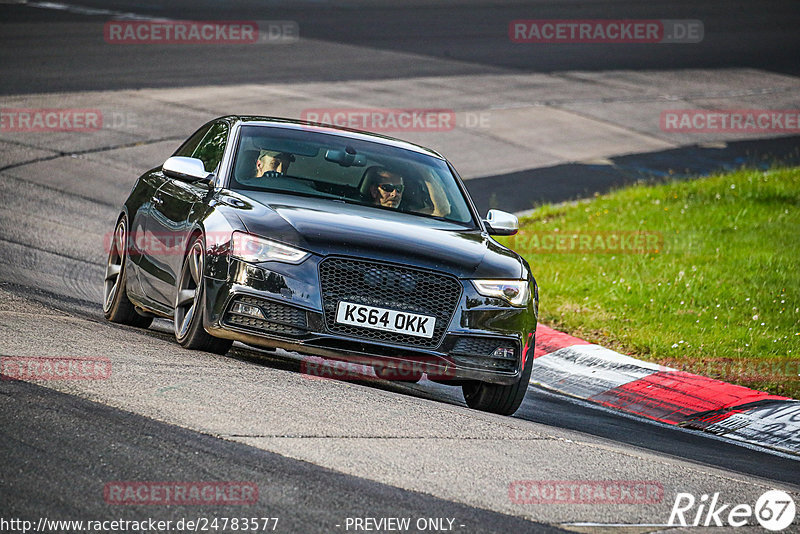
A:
[256,150,294,178]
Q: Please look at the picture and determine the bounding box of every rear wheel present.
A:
[103,216,153,328]
[174,235,232,355]
[461,342,533,415]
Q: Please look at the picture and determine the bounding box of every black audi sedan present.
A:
[103,116,538,415]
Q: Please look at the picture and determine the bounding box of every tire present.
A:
[461,341,534,416]
[174,234,233,355]
[103,216,153,328]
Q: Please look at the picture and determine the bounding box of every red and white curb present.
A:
[531,325,800,456]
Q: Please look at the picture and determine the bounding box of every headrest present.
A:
[235,149,260,181]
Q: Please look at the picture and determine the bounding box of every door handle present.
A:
[152,197,163,205]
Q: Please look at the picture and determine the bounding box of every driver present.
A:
[256,150,294,178]
[368,168,405,209]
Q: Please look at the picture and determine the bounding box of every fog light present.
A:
[230,301,265,319]
[234,262,266,284]
[246,264,265,280]
[491,347,515,360]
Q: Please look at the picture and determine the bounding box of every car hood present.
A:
[222,190,523,279]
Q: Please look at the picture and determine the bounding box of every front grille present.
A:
[319,257,462,348]
[224,295,307,336]
[451,336,517,372]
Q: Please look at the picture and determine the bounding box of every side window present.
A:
[192,122,229,173]
[173,124,212,158]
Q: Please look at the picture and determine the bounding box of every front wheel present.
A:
[103,216,153,328]
[461,343,533,416]
[174,235,232,355]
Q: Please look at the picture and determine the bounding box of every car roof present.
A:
[226,115,446,160]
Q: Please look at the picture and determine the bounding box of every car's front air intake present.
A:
[319,257,461,348]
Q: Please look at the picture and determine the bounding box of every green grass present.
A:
[499,166,800,398]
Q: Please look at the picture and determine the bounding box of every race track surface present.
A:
[1,1,799,531]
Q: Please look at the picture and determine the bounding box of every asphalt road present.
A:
[1,0,799,95]
[1,1,799,532]
[469,134,800,213]
[0,378,565,533]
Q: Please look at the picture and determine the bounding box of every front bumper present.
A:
[203,258,536,385]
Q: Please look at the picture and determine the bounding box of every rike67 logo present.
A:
[669,490,796,531]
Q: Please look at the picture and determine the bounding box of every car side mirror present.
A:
[163,156,215,186]
[483,209,519,236]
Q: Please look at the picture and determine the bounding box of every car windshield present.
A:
[229,125,475,225]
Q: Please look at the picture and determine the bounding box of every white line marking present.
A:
[26,1,152,20]
[564,523,674,527]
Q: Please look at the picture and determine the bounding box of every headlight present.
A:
[471,279,530,306]
[231,231,310,264]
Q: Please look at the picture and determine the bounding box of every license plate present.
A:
[335,301,436,339]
